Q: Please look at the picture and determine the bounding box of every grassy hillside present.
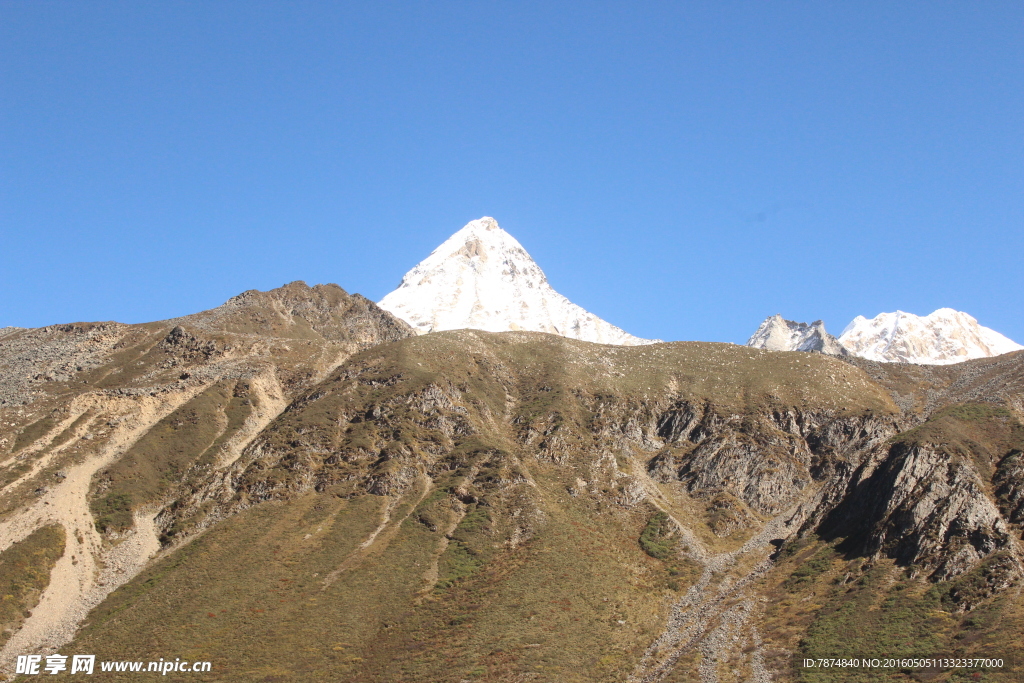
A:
[0,526,65,649]
[61,332,913,681]
[7,328,1024,682]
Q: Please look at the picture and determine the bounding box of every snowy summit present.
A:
[378,217,656,345]
[746,308,1022,365]
[838,308,1023,365]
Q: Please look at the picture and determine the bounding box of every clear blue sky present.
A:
[2,2,1022,344]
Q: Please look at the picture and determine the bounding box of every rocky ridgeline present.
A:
[167,280,412,345]
[746,314,848,356]
[748,309,1023,366]
[0,323,130,406]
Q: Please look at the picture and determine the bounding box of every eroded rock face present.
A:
[995,450,1024,523]
[822,440,1015,581]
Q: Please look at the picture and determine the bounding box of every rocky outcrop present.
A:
[995,450,1024,524]
[158,325,225,363]
[821,440,1016,581]
[747,315,849,356]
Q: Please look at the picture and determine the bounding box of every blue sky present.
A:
[2,2,1022,344]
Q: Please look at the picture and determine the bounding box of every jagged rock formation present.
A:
[2,289,1024,682]
[746,314,849,356]
[839,308,1023,364]
[378,217,657,345]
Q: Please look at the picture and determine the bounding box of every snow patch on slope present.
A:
[378,217,656,346]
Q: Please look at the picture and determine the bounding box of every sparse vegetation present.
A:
[785,546,835,590]
[436,540,482,589]
[797,570,948,682]
[0,525,65,648]
[12,413,58,452]
[93,493,133,532]
[89,381,237,530]
[640,512,676,560]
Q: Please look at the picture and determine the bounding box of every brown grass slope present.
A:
[0,282,412,671]
[0,525,64,649]
[9,328,1024,682]
[65,331,972,682]
[1,281,412,523]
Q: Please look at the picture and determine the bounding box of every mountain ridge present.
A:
[748,308,1022,366]
[839,308,1023,364]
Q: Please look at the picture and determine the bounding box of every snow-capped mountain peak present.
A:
[394,217,534,284]
[838,308,1023,364]
[378,217,656,346]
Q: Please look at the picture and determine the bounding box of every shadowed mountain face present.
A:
[1,285,1024,682]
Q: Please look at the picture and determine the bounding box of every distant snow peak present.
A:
[746,315,848,356]
[838,308,1023,365]
[378,216,656,346]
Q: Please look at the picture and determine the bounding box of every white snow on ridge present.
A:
[838,308,1023,365]
[378,217,656,346]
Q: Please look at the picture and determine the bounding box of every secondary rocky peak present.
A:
[165,281,414,345]
[378,217,656,346]
[746,314,849,356]
[839,308,1023,365]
